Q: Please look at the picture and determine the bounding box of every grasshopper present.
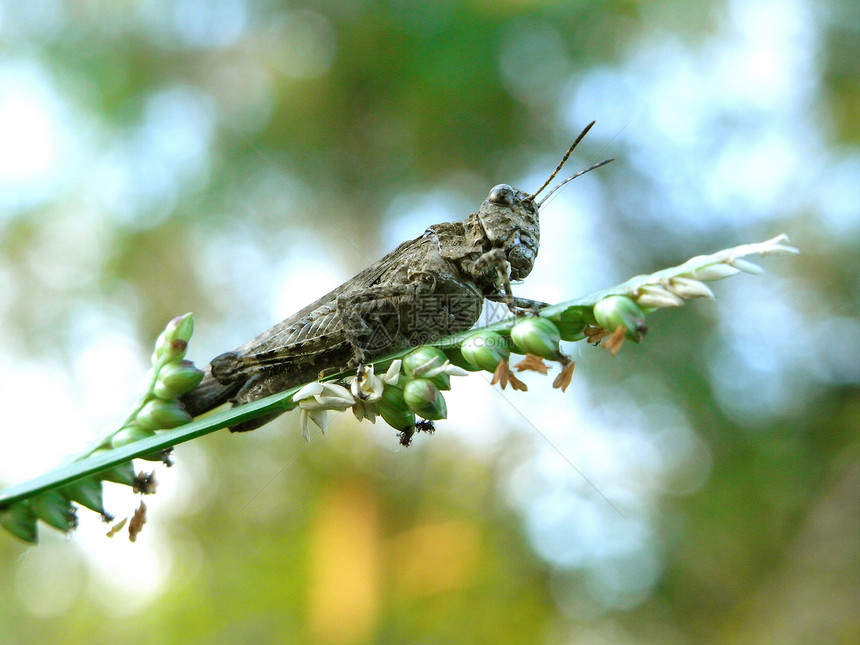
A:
[180,122,612,431]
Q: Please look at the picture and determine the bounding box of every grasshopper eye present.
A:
[488,184,515,206]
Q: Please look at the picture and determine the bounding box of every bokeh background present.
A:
[1,1,857,643]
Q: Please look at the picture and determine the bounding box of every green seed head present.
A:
[154,360,205,399]
[378,383,417,430]
[402,378,448,420]
[460,331,510,372]
[111,423,156,448]
[137,399,193,430]
[510,317,562,359]
[443,345,483,372]
[593,295,648,341]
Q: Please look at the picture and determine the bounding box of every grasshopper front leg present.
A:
[485,294,549,316]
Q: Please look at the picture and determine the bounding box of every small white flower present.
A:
[349,360,402,424]
[383,359,402,385]
[442,362,470,377]
[294,382,355,441]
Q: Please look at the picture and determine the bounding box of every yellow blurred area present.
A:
[306,479,381,644]
[305,478,483,644]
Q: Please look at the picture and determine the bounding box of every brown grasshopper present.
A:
[180,122,612,431]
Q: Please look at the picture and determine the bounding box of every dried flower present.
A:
[514,354,550,374]
[552,361,576,392]
[491,360,528,391]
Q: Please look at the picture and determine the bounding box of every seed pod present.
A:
[443,345,483,372]
[0,501,38,543]
[548,310,589,342]
[31,490,77,532]
[510,317,562,359]
[95,458,137,487]
[154,360,205,399]
[377,383,416,431]
[61,477,105,514]
[460,331,510,372]
[402,378,448,420]
[593,295,648,342]
[136,399,193,430]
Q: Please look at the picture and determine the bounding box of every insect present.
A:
[180,122,612,432]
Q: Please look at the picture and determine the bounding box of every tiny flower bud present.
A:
[136,399,193,430]
[593,295,648,341]
[510,317,562,359]
[165,313,195,344]
[402,378,448,420]
[377,383,416,431]
[154,313,195,363]
[153,360,205,399]
[460,331,510,372]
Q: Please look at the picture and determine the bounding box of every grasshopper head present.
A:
[477,183,540,281]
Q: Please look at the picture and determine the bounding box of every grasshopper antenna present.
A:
[536,157,614,207]
[530,121,614,205]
